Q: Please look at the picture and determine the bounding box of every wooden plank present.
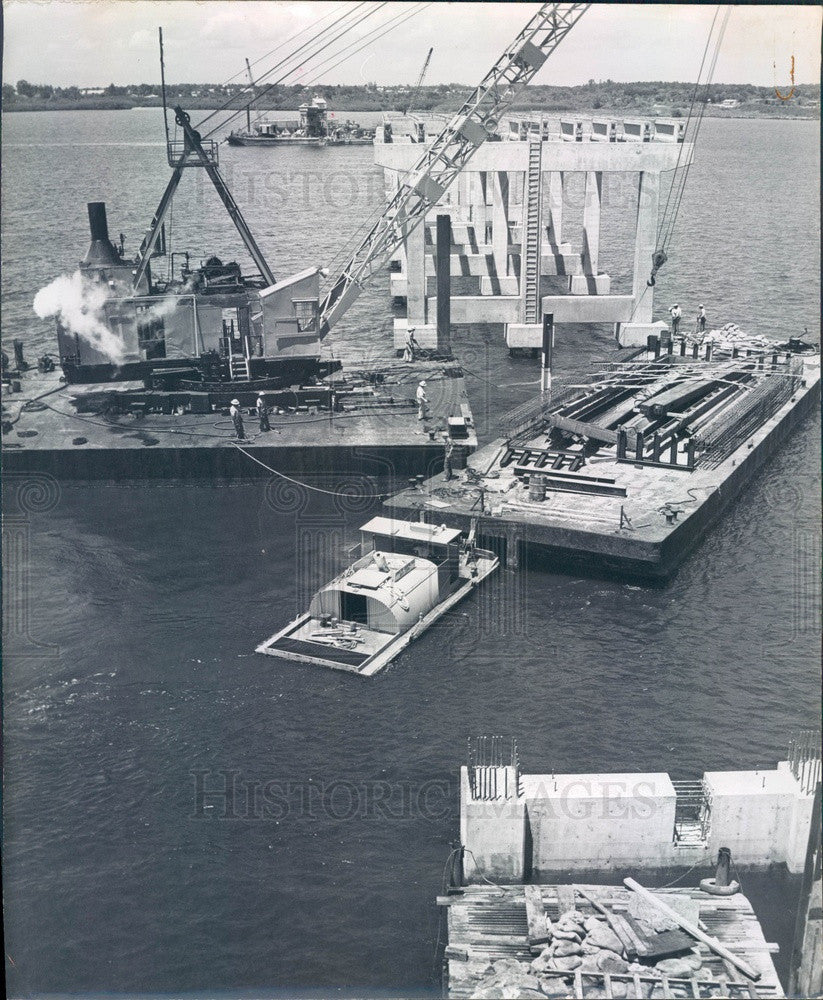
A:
[524,884,551,952]
[573,969,584,999]
[624,878,761,982]
[610,912,646,957]
[577,888,640,957]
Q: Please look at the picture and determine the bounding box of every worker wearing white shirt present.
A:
[416,380,429,421]
[669,303,682,336]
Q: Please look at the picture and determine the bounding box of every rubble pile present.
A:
[466,908,716,1000]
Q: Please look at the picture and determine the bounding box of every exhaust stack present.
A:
[82,202,123,268]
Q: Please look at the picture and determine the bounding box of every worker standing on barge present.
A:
[403,328,420,362]
[669,303,682,336]
[229,398,245,440]
[443,434,455,481]
[416,380,429,421]
[697,304,707,333]
[256,394,271,432]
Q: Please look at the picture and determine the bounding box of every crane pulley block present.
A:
[457,118,490,146]
[514,39,549,71]
[414,174,447,204]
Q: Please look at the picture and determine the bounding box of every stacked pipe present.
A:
[696,372,800,468]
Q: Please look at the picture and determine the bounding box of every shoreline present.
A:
[1,103,817,121]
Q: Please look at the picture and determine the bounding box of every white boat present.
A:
[256,516,498,676]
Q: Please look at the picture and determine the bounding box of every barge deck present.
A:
[385,343,820,581]
[1,359,476,480]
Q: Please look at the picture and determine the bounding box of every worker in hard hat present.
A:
[256,393,271,432]
[697,304,707,333]
[403,328,420,362]
[229,398,245,440]
[669,303,682,336]
[416,380,429,421]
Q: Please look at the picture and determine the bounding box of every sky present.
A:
[2,2,820,90]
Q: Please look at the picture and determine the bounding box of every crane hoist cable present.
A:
[660,7,730,251]
[243,7,372,133]
[194,2,375,132]
[647,5,731,286]
[222,3,356,88]
[294,3,431,91]
[244,2,393,132]
[207,2,430,143]
[199,3,413,141]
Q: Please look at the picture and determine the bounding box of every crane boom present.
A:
[317,2,589,338]
[405,47,433,116]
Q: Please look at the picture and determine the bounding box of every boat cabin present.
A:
[308,518,463,635]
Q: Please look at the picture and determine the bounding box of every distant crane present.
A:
[405,47,433,115]
[244,58,260,132]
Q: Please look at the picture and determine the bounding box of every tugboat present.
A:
[256,516,498,676]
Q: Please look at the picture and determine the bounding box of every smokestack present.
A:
[82,201,123,268]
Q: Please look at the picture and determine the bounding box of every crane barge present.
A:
[3,3,589,480]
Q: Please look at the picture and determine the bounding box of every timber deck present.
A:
[440,883,784,999]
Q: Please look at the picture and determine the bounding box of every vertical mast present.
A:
[159,28,171,156]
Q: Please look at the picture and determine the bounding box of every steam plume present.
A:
[33,271,126,365]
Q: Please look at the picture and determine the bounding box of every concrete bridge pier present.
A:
[492,171,511,279]
[376,125,692,354]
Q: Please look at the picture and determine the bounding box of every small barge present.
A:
[256,515,498,675]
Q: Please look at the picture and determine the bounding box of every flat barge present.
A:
[384,336,820,581]
[1,357,475,480]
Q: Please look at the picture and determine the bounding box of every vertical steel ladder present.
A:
[521,138,543,324]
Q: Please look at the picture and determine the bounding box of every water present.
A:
[2,110,820,997]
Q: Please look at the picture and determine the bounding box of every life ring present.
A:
[699,877,740,896]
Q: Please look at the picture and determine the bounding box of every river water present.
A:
[2,109,820,997]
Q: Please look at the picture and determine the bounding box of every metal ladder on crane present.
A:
[229,354,251,381]
[521,138,543,324]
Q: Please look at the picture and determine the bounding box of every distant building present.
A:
[719,99,740,109]
[80,88,106,96]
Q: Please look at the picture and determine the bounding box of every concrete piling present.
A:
[436,213,452,355]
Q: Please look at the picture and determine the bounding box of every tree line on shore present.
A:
[3,79,818,115]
